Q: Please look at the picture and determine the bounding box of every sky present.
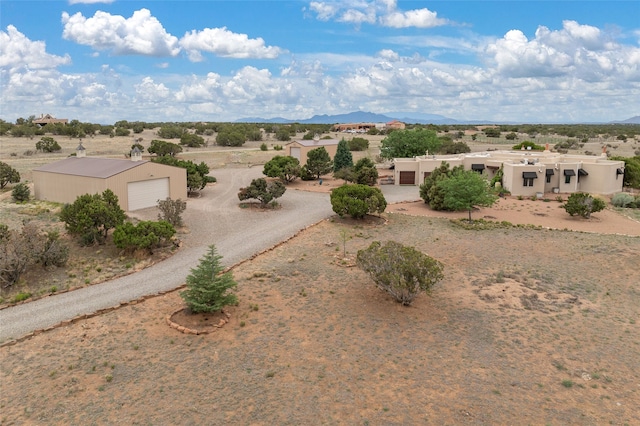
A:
[1,0,639,124]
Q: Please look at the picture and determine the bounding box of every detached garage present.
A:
[33,156,187,211]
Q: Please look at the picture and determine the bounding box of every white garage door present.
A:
[127,178,169,211]
[290,147,301,162]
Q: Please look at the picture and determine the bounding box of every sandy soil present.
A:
[1,202,639,424]
[289,176,640,237]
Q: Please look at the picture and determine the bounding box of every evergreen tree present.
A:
[305,146,333,178]
[333,139,353,172]
[180,245,238,313]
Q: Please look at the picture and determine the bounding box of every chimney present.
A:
[601,146,607,157]
[76,142,86,158]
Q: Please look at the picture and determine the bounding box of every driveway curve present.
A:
[0,167,335,342]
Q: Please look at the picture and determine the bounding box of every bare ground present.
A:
[1,208,639,424]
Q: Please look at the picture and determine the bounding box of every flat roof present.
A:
[34,157,147,178]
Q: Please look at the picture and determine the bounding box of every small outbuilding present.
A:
[285,137,340,164]
[33,152,187,211]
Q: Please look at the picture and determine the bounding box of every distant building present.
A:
[33,114,68,126]
[386,120,406,130]
[332,123,376,133]
[393,148,624,196]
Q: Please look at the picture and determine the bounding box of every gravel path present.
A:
[0,167,338,342]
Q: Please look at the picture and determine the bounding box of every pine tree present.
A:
[180,245,238,313]
[333,138,353,172]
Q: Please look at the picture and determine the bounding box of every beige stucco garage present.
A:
[33,157,187,211]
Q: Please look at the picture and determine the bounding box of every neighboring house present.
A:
[393,148,624,196]
[33,114,68,126]
[285,137,340,164]
[386,120,406,130]
[332,123,377,132]
[33,146,187,211]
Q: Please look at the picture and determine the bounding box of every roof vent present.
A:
[131,146,142,162]
[76,142,86,158]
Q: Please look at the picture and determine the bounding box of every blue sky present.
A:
[1,1,638,124]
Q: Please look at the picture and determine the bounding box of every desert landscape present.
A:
[1,127,640,424]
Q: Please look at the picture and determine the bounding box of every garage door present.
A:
[127,178,169,211]
[290,147,301,162]
[399,171,416,185]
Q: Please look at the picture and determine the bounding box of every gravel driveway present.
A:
[0,167,336,342]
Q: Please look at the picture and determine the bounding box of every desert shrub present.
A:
[0,222,68,287]
[238,178,286,207]
[157,198,187,227]
[356,240,444,306]
[157,126,184,139]
[148,139,182,157]
[260,143,268,151]
[330,184,386,219]
[275,128,291,141]
[113,220,175,253]
[348,137,369,151]
[273,144,283,151]
[353,157,378,186]
[563,192,606,218]
[180,132,205,147]
[216,130,246,147]
[611,192,635,208]
[11,182,30,202]
[39,230,69,267]
[59,189,126,245]
[180,244,237,313]
[114,127,130,137]
[263,156,301,183]
[35,136,62,153]
[0,161,20,189]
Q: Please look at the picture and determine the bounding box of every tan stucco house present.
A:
[285,137,340,164]
[33,151,187,211]
[33,114,68,126]
[393,149,625,197]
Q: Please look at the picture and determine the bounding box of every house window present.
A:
[471,164,485,174]
[577,168,588,182]
[563,169,575,184]
[545,169,554,183]
[522,171,537,187]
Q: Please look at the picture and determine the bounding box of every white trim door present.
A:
[127,178,169,211]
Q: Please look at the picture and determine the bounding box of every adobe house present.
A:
[33,145,187,211]
[392,147,624,197]
[33,114,68,126]
[285,136,340,164]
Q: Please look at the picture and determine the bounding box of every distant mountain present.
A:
[617,116,640,124]
[236,110,461,124]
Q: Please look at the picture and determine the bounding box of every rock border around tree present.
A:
[166,308,230,335]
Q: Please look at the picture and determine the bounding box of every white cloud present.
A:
[179,27,284,61]
[485,20,640,82]
[379,8,447,28]
[134,77,171,102]
[307,0,448,28]
[61,9,180,56]
[0,25,71,70]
